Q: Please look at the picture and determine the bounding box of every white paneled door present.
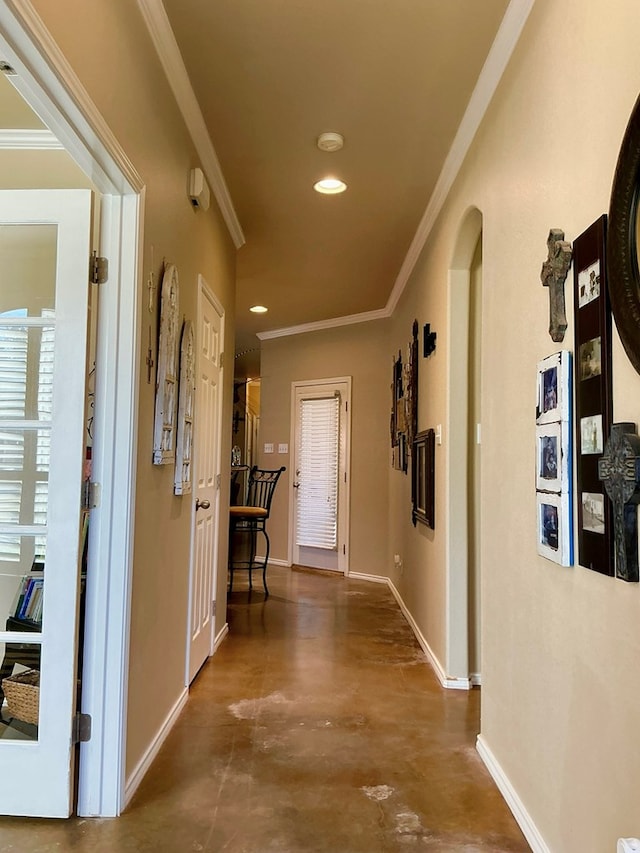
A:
[187,278,223,683]
[0,190,92,816]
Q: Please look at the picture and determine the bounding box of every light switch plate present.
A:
[264,443,274,453]
[278,443,288,454]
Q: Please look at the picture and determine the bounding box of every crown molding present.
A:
[255,0,534,342]
[386,0,535,314]
[136,0,245,249]
[0,0,144,193]
[257,307,389,341]
[0,128,62,149]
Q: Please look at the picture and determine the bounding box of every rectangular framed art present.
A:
[572,214,614,576]
[535,350,573,566]
[537,491,572,565]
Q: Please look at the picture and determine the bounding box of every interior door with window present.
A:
[292,378,351,573]
[0,189,92,816]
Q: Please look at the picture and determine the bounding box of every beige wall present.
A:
[31,0,237,780]
[260,321,390,576]
[389,0,640,849]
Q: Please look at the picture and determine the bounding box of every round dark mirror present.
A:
[608,92,640,375]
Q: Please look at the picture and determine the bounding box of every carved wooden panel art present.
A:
[153,263,180,465]
[175,320,195,495]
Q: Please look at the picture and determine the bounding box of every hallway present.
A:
[0,566,529,852]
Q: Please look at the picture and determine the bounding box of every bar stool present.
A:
[228,465,285,596]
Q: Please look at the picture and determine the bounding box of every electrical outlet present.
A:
[394,554,403,572]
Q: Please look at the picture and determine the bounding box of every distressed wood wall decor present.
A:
[598,422,640,582]
[541,228,573,342]
[174,320,195,495]
[153,263,180,465]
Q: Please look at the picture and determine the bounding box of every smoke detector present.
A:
[317,132,344,152]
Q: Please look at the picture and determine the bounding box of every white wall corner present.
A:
[476,734,551,853]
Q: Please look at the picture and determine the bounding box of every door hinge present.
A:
[216,474,221,490]
[82,481,101,510]
[90,251,108,284]
[343,544,346,555]
[72,712,92,744]
[219,351,224,368]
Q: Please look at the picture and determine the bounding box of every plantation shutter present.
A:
[295,394,340,550]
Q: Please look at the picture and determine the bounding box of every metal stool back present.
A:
[228,465,285,596]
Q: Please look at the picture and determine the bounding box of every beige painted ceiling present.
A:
[162,0,512,376]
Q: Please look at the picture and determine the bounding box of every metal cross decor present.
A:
[598,422,640,582]
[540,228,573,342]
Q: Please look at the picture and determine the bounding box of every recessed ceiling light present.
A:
[250,305,268,313]
[314,178,347,195]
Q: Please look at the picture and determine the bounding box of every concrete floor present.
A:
[0,566,530,852]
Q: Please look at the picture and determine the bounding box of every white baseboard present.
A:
[213,622,229,654]
[347,570,388,583]
[254,556,291,568]
[350,572,470,690]
[470,672,482,687]
[124,688,189,808]
[476,735,550,853]
[387,579,470,690]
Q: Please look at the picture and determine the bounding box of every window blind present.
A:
[295,395,339,550]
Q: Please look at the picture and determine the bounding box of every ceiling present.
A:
[158,0,515,378]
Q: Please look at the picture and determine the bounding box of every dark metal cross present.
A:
[540,228,573,342]
[598,422,640,582]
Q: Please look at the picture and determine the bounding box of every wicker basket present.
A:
[2,669,39,725]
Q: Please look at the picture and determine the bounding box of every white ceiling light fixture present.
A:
[250,305,268,313]
[317,131,344,152]
[314,178,347,195]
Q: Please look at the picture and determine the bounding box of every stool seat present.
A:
[229,506,268,519]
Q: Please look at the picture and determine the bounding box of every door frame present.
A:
[185,275,225,684]
[0,2,144,816]
[289,377,351,574]
[446,207,482,688]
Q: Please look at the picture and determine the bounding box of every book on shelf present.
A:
[10,572,44,624]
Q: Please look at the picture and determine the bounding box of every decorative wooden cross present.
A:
[540,228,573,342]
[598,422,640,582]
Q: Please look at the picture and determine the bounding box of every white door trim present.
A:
[289,377,351,574]
[0,1,144,816]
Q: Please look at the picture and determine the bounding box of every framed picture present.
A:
[535,422,569,493]
[537,492,572,565]
[390,319,419,478]
[572,214,613,576]
[412,429,435,528]
[536,350,571,425]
